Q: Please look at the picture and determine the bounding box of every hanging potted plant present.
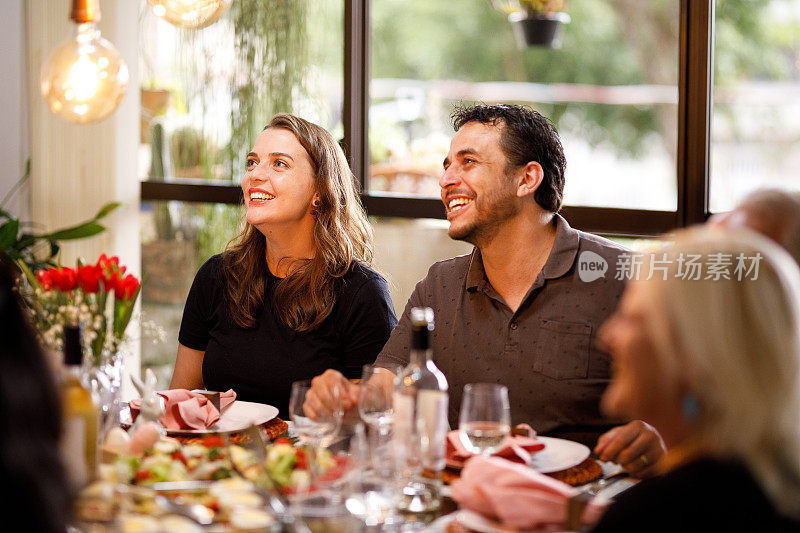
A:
[492,0,570,49]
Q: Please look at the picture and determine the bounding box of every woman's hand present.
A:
[594,420,666,478]
[169,344,205,390]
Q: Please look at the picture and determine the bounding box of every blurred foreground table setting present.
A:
[66,308,635,533]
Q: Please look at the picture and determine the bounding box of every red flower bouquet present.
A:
[19,254,141,365]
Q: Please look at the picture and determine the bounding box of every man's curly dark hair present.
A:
[451,103,566,213]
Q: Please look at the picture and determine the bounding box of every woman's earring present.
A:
[311,199,320,215]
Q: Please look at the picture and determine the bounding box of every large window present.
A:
[710,0,800,212]
[139,0,343,185]
[368,0,680,212]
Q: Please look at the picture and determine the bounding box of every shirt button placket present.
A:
[504,319,520,356]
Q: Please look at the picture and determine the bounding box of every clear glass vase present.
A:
[84,350,123,445]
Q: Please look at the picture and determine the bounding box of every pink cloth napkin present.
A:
[451,456,607,531]
[447,425,545,464]
[129,389,237,430]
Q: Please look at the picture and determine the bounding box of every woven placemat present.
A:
[173,417,289,446]
[437,456,602,487]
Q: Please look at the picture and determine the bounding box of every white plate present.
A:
[528,436,590,474]
[121,400,279,436]
[446,436,590,474]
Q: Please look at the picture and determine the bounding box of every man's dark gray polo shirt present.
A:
[375,214,628,444]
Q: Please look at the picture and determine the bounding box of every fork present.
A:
[154,494,215,526]
[117,484,215,526]
[565,467,630,531]
[581,467,630,496]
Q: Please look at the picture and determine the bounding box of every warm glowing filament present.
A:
[67,55,101,101]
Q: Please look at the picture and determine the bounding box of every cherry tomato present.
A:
[135,470,152,482]
[295,448,307,470]
[171,451,188,465]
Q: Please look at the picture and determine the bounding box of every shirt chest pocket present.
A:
[532,319,592,380]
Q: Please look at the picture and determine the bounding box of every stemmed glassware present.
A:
[289,379,344,488]
[458,383,511,456]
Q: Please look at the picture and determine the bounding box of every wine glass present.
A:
[289,379,344,487]
[458,383,511,456]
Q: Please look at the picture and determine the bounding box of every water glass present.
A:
[344,423,398,528]
[289,379,343,449]
[358,364,400,430]
[458,383,511,456]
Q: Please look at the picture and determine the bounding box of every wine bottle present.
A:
[393,307,449,514]
[60,324,99,491]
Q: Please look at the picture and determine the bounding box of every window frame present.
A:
[141,0,714,237]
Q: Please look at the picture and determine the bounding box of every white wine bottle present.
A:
[393,307,449,514]
[60,325,99,491]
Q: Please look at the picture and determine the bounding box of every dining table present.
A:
[73,402,638,533]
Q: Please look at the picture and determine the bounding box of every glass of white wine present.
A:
[458,383,511,456]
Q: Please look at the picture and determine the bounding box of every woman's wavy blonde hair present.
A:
[222,113,373,332]
[641,227,800,518]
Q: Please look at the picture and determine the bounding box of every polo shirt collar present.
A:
[464,213,580,292]
[543,214,581,279]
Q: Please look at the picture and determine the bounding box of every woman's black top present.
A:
[591,457,800,533]
[178,254,398,417]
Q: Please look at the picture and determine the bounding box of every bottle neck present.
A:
[61,362,85,386]
[409,347,432,366]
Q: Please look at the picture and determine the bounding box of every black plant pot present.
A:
[509,11,570,48]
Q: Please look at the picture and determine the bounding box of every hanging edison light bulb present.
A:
[40,0,129,124]
[146,0,232,29]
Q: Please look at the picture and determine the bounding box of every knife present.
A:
[195,390,229,415]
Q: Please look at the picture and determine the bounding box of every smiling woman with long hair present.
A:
[170,114,397,417]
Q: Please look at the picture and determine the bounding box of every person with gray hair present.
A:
[711,188,800,265]
[591,227,800,531]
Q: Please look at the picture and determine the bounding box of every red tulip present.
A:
[114,273,140,300]
[97,253,119,270]
[105,270,120,293]
[77,264,103,293]
[98,254,127,287]
[36,269,54,291]
[52,267,77,292]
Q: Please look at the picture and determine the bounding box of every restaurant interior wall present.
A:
[0,0,29,221]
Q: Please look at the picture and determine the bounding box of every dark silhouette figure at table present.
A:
[0,262,70,533]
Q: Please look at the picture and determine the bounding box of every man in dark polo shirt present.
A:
[307,104,665,476]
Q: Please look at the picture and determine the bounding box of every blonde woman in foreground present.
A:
[591,227,800,532]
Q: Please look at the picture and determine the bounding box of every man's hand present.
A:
[304,369,359,420]
[594,420,666,478]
